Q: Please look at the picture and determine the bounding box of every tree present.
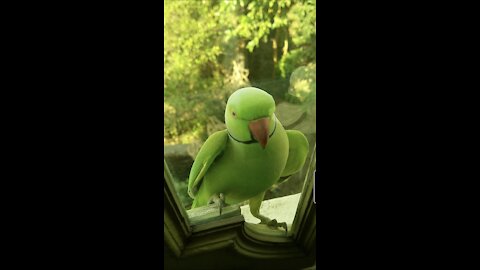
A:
[164,0,316,145]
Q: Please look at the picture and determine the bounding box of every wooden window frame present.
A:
[164,144,316,268]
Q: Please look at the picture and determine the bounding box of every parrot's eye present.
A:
[232,111,236,117]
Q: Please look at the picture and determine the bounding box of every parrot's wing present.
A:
[187,129,228,199]
[278,130,309,184]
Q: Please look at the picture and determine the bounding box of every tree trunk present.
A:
[272,29,279,79]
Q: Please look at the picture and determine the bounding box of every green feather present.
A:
[188,87,309,215]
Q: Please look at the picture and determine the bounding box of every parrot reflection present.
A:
[187,87,309,232]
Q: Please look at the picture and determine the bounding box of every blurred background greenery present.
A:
[164,0,316,209]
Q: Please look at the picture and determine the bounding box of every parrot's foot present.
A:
[260,218,288,234]
[208,193,225,216]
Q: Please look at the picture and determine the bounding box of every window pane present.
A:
[164,0,316,229]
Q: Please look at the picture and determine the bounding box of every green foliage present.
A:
[164,1,232,144]
[164,0,316,145]
[280,0,316,78]
[233,0,292,52]
[287,63,316,103]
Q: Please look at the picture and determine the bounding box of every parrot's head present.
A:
[225,87,276,149]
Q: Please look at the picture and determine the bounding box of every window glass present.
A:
[164,0,316,228]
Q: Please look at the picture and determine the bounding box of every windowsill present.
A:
[186,193,301,235]
[241,193,301,232]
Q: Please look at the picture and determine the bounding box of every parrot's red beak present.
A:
[249,117,270,149]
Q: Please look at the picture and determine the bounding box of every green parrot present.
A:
[187,87,309,231]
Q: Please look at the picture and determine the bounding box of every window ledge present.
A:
[241,193,301,231]
[164,144,316,267]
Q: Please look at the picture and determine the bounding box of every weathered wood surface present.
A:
[187,204,242,227]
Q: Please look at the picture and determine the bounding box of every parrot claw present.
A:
[208,193,225,216]
[261,219,288,234]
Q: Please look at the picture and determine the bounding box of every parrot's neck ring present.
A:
[227,120,277,144]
